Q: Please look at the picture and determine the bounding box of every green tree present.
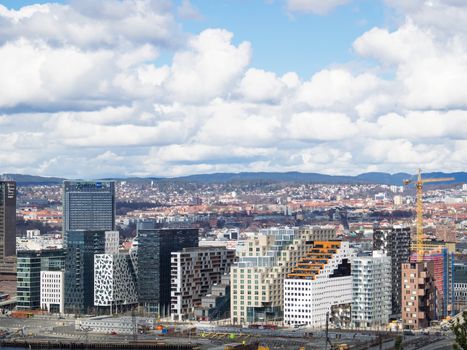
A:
[452,311,467,350]
[395,336,403,350]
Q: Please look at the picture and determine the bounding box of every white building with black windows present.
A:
[284,241,353,328]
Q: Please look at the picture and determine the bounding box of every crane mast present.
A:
[403,169,454,262]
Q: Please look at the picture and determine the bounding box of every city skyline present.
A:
[0,0,466,178]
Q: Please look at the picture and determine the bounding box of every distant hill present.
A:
[172,171,463,185]
[1,174,65,185]
[3,171,465,186]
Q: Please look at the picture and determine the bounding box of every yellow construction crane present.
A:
[403,169,454,261]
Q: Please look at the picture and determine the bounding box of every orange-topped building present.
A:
[288,241,343,280]
[284,241,354,328]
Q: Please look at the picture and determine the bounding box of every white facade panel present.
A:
[40,270,65,313]
[94,253,138,308]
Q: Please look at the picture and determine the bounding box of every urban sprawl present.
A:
[0,177,466,350]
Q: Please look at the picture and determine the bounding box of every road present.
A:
[416,338,455,350]
[0,316,457,350]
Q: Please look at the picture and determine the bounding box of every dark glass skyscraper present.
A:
[63,181,115,234]
[136,223,198,316]
[64,230,117,314]
[0,181,16,276]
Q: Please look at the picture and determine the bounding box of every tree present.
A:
[452,311,467,350]
[395,336,403,350]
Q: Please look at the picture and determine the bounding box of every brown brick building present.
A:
[401,261,436,330]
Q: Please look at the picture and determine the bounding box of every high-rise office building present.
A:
[16,249,65,310]
[0,181,16,276]
[373,224,412,317]
[94,252,138,312]
[135,222,199,315]
[230,226,336,325]
[64,230,118,313]
[284,241,353,328]
[63,181,116,234]
[171,247,235,321]
[352,251,392,328]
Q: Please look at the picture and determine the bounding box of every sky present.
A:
[0,0,466,178]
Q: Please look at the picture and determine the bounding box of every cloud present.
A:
[0,1,181,49]
[177,0,202,20]
[288,112,358,141]
[297,69,383,112]
[165,29,251,103]
[239,68,287,103]
[286,0,351,15]
[0,0,466,178]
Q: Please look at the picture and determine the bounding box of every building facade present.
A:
[17,249,65,310]
[284,241,353,328]
[373,225,412,316]
[402,261,436,330]
[170,247,235,321]
[0,181,16,276]
[409,247,454,319]
[136,222,199,315]
[352,251,391,328]
[94,253,138,312]
[63,181,116,235]
[40,270,65,313]
[453,263,467,313]
[64,230,119,313]
[230,225,336,325]
[194,274,231,321]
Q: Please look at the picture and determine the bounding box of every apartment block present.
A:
[352,251,391,328]
[373,224,412,316]
[453,263,467,313]
[410,247,454,319]
[230,225,336,325]
[284,241,353,328]
[401,261,436,330]
[170,247,235,321]
[194,274,231,321]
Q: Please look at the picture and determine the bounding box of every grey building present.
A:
[0,181,16,276]
[453,262,467,313]
[64,230,118,314]
[16,249,65,310]
[373,225,412,317]
[63,181,116,235]
[171,247,235,320]
[136,222,198,316]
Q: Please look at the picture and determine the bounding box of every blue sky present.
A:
[0,0,466,177]
[2,0,387,77]
[179,0,387,77]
